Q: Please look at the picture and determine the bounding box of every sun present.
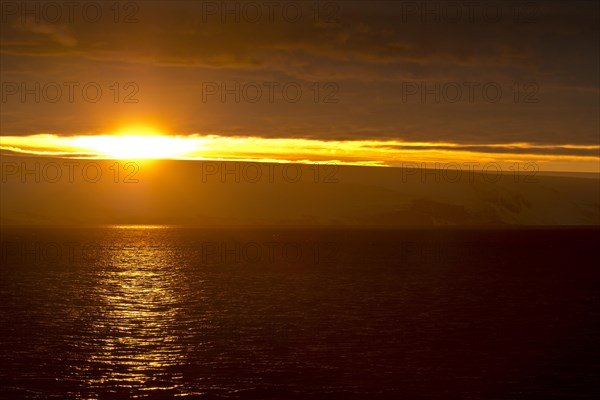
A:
[69,127,193,159]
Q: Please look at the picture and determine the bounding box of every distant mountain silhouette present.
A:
[1,157,598,227]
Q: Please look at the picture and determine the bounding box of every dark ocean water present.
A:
[0,227,598,399]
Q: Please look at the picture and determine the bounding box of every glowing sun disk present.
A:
[69,135,192,159]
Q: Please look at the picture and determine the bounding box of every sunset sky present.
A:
[2,5,600,400]
[1,0,599,172]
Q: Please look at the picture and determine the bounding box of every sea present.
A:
[1,227,599,399]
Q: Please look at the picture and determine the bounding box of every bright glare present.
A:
[69,134,192,159]
[2,133,600,173]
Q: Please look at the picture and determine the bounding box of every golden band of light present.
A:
[1,134,599,173]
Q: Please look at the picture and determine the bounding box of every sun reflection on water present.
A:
[84,229,188,395]
[109,224,174,230]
